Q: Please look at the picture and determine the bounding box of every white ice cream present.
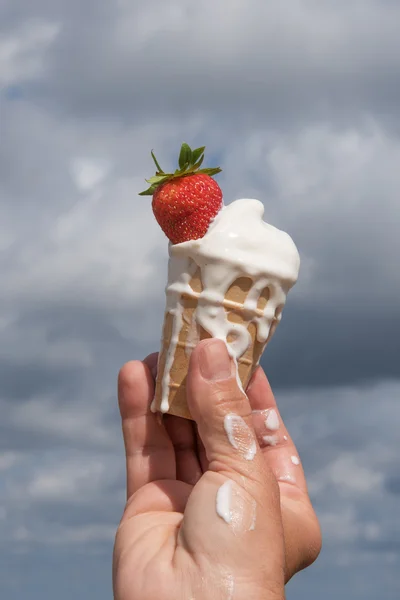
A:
[216,480,233,524]
[224,413,257,461]
[152,198,300,413]
[265,408,280,431]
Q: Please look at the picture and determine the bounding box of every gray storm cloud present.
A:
[1,1,399,599]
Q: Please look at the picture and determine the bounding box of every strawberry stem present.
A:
[139,143,222,196]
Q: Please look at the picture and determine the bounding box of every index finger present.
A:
[247,366,308,493]
[118,354,175,499]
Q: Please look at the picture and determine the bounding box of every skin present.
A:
[113,339,321,600]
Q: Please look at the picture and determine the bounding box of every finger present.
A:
[118,356,175,499]
[144,351,158,380]
[179,339,285,587]
[195,426,208,473]
[147,351,203,485]
[164,415,202,486]
[247,367,307,493]
[187,340,271,486]
[247,367,321,580]
[280,498,322,581]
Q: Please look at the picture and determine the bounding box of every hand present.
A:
[113,339,321,600]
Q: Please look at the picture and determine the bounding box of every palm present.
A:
[113,352,321,600]
[114,481,192,600]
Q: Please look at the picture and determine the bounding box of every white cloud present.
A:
[4,392,119,448]
[0,19,60,86]
[318,508,364,543]
[70,158,111,193]
[46,524,116,545]
[0,320,93,367]
[25,457,109,501]
[222,120,400,309]
[0,102,213,313]
[0,452,20,471]
[308,453,384,496]
[19,0,399,128]
[10,523,116,546]
[0,449,124,552]
[1,2,399,599]
[1,103,400,324]
[276,379,400,569]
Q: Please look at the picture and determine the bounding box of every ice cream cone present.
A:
[153,268,280,420]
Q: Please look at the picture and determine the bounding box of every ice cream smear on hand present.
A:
[140,143,300,416]
[153,198,300,413]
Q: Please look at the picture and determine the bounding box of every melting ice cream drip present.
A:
[216,480,233,524]
[159,303,184,412]
[224,414,257,461]
[152,199,300,413]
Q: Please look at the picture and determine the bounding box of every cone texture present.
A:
[154,269,278,420]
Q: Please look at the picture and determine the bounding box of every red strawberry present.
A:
[139,143,223,244]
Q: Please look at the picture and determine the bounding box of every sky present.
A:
[1,0,400,598]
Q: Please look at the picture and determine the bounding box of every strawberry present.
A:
[139,143,223,244]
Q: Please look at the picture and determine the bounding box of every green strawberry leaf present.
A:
[138,184,158,196]
[146,175,168,185]
[140,143,222,198]
[179,143,192,169]
[192,146,205,164]
[151,150,164,174]
[198,167,222,176]
[191,154,205,170]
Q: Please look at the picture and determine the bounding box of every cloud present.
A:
[0,378,398,600]
[1,1,399,599]
[310,454,384,496]
[261,305,400,389]
[223,121,400,306]
[0,18,60,87]
[0,452,20,471]
[3,0,398,127]
[275,380,400,580]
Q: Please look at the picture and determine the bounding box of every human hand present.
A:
[113,339,321,600]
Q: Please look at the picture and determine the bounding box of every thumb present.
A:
[181,339,285,590]
[187,338,275,490]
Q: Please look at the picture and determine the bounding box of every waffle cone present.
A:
[153,269,277,420]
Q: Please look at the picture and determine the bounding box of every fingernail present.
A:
[199,339,232,381]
